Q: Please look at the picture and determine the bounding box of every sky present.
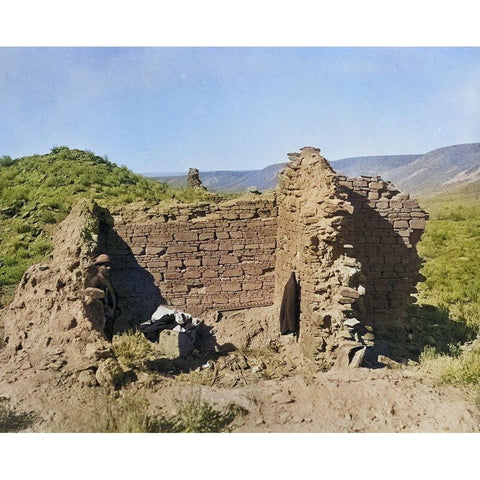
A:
[2,46,480,174]
[1,5,480,177]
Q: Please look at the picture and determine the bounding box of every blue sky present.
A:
[1,47,479,173]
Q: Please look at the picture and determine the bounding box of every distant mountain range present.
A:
[148,143,480,196]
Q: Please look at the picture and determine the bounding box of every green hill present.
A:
[0,146,214,302]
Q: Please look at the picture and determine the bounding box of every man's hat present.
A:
[93,254,112,266]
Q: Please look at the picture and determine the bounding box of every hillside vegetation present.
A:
[0,147,216,303]
[417,181,480,330]
[416,182,480,399]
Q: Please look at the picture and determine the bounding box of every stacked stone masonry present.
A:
[105,199,277,327]
[338,175,428,333]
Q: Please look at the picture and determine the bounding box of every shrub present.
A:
[420,345,480,391]
[112,330,155,368]
[170,395,247,433]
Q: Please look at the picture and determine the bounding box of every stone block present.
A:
[222,282,242,292]
[174,232,199,242]
[149,234,173,243]
[220,255,240,264]
[410,219,426,229]
[167,245,198,254]
[164,271,182,280]
[184,258,201,267]
[394,220,409,229]
[168,260,183,268]
[224,267,244,277]
[199,243,219,251]
[184,270,202,279]
[131,246,145,255]
[219,241,233,251]
[203,270,219,278]
[203,256,219,266]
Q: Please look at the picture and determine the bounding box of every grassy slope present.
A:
[0,147,215,300]
[417,181,480,330]
[416,182,480,397]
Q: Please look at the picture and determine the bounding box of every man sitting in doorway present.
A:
[87,254,120,341]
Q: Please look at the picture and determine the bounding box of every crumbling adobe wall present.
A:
[105,195,277,329]
[338,175,428,335]
[0,200,115,386]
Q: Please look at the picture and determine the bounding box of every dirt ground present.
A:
[1,306,479,433]
[2,361,479,433]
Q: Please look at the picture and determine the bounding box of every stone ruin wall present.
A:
[99,147,427,367]
[274,147,359,367]
[104,197,277,329]
[338,175,427,336]
[0,146,428,374]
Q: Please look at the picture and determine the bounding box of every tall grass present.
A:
[51,393,246,433]
[417,195,480,331]
[416,184,480,398]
